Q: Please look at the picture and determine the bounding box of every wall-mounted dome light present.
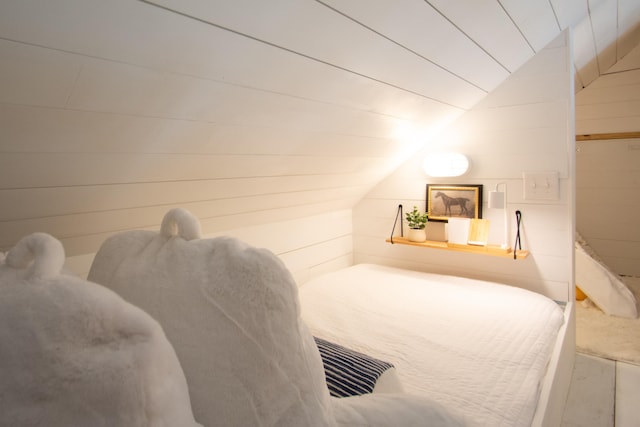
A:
[422,152,470,177]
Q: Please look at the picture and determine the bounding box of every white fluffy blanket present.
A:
[88,209,334,427]
[88,208,468,427]
[0,232,201,427]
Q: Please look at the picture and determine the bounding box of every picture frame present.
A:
[426,184,483,222]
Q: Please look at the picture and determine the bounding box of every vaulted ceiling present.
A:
[134,0,640,121]
[4,0,639,142]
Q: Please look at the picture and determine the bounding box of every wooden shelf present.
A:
[385,237,529,259]
[576,131,640,141]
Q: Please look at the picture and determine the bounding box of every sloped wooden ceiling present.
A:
[0,0,639,253]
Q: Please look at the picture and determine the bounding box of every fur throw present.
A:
[0,232,201,427]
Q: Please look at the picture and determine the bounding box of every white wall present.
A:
[353,32,576,302]
[65,209,353,284]
[0,0,437,261]
[575,44,640,277]
[575,139,640,276]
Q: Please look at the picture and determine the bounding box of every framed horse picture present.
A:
[426,184,483,222]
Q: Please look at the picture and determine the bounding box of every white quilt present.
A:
[299,264,565,427]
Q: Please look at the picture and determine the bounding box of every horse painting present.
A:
[435,191,469,216]
[427,184,482,221]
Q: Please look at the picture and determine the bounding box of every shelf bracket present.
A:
[389,204,404,244]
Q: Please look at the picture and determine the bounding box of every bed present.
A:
[299,263,574,427]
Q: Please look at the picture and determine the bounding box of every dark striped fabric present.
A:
[314,336,394,398]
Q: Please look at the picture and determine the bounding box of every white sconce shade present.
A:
[488,182,509,249]
[422,152,469,177]
[488,190,505,209]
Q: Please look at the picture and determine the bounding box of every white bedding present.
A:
[299,264,565,427]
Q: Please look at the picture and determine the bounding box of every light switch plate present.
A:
[523,171,559,200]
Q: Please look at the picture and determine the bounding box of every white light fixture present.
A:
[488,182,509,249]
[422,152,470,177]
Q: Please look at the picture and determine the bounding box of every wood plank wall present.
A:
[575,53,640,276]
[352,32,575,302]
[64,209,354,283]
[0,0,453,280]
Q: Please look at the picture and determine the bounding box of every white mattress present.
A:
[299,264,565,427]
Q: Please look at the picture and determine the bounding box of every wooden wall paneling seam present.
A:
[144,0,488,108]
[1,201,357,256]
[317,0,510,90]
[0,15,463,132]
[0,174,375,220]
[0,152,391,189]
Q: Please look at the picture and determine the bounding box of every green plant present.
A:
[405,206,428,229]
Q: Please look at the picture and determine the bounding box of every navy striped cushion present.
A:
[314,336,394,398]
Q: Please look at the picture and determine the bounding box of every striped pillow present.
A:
[314,336,394,398]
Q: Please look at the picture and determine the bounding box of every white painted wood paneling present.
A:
[576,66,640,133]
[18,197,357,259]
[0,152,388,188]
[618,0,640,59]
[575,46,640,277]
[65,58,435,134]
[353,32,574,301]
[211,209,355,286]
[213,209,352,254]
[0,104,411,158]
[0,175,372,221]
[2,0,632,99]
[576,81,640,105]
[351,238,571,301]
[147,0,487,109]
[0,1,462,123]
[576,138,640,276]
[317,0,508,92]
[573,16,601,87]
[0,40,81,107]
[278,235,352,275]
[589,0,619,74]
[608,42,640,73]
[575,116,640,133]
[427,0,534,72]
[64,209,354,281]
[551,0,589,29]
[500,0,560,52]
[0,0,468,263]
[0,0,636,275]
[0,186,363,249]
[577,101,640,122]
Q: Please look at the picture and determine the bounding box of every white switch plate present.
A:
[523,171,559,200]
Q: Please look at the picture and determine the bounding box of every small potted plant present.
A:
[405,206,429,242]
